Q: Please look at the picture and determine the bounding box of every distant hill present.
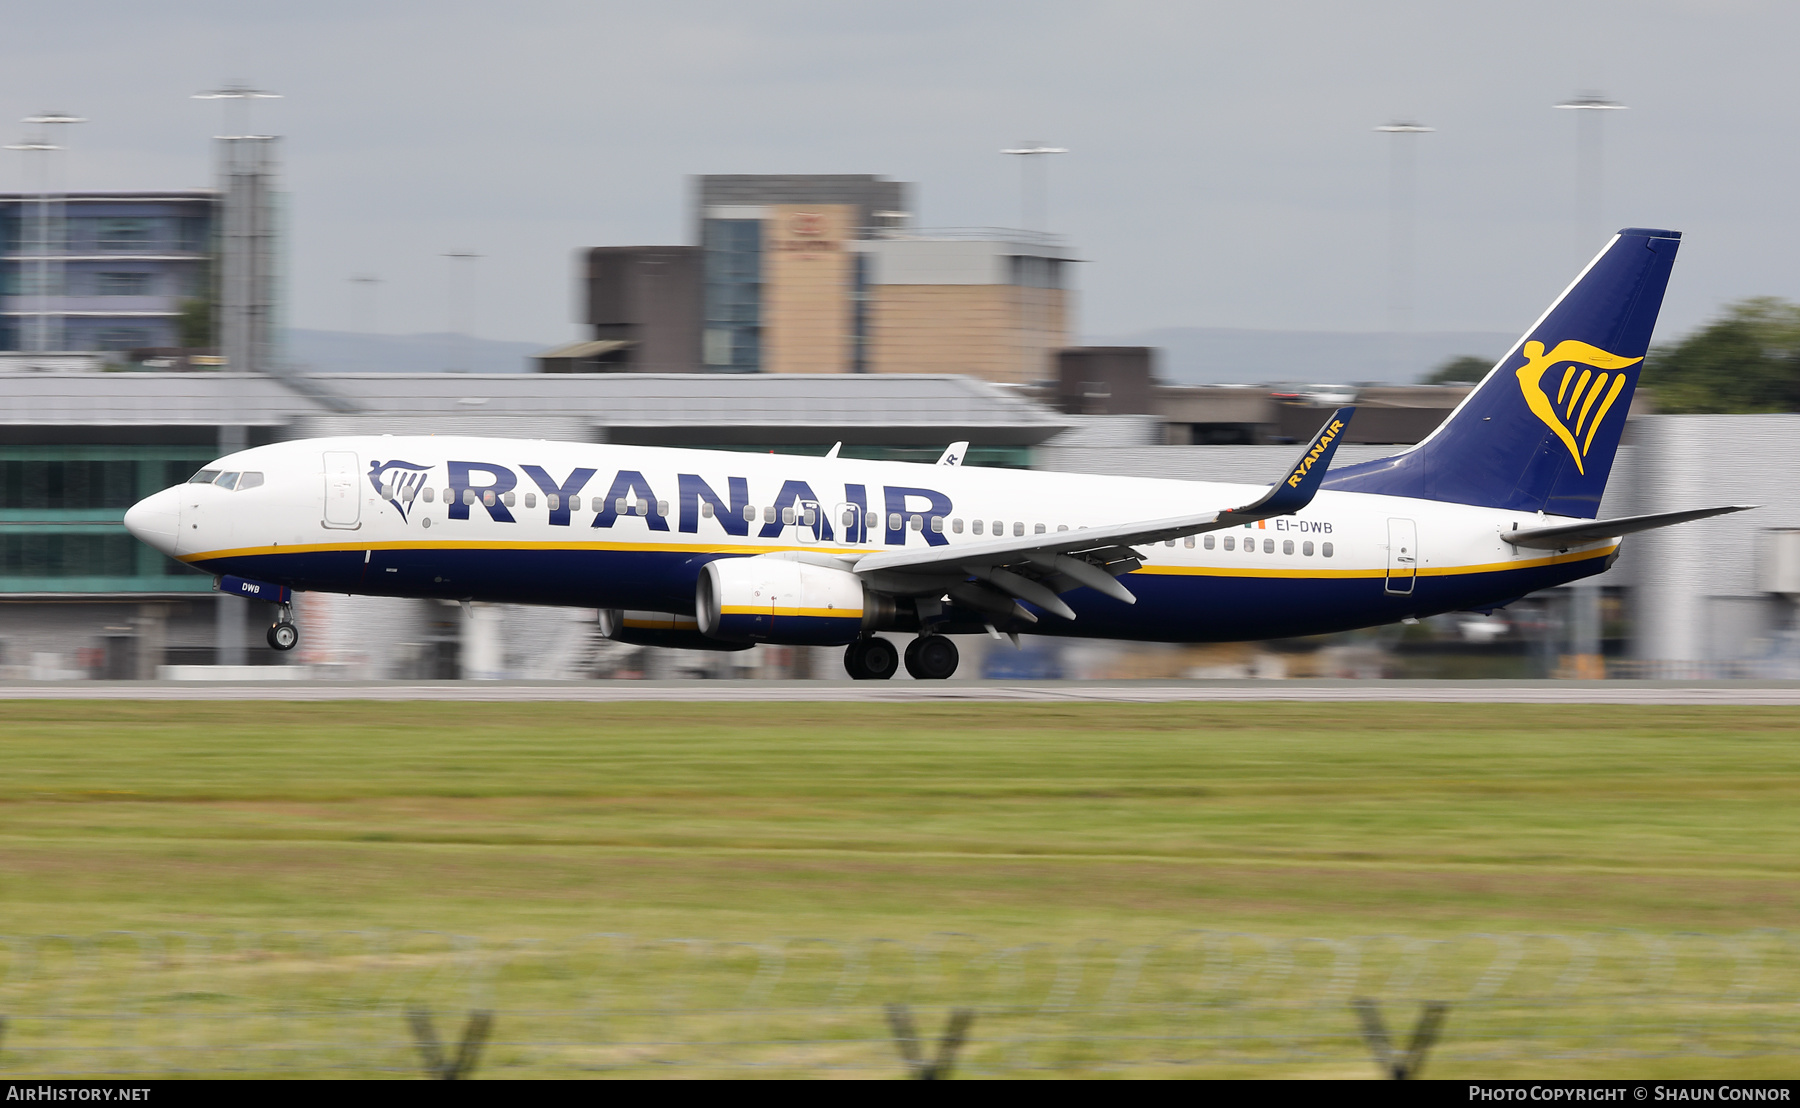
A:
[286,329,548,374]
[1087,327,1517,385]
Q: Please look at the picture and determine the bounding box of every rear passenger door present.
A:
[1385,518,1417,595]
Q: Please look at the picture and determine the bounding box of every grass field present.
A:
[3,699,1798,1077]
[4,699,1799,937]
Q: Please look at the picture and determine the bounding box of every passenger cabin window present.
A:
[1035,523,1046,535]
[704,502,716,518]
[524,492,535,508]
[462,489,476,506]
[841,507,855,526]
[1058,524,1070,532]
[1222,536,1233,551]
[952,518,964,534]
[972,519,984,535]
[1183,535,1193,547]
[547,493,560,510]
[569,496,581,511]
[189,469,220,485]
[423,488,435,503]
[503,491,516,508]
[889,513,902,531]
[1283,540,1294,555]
[1263,538,1274,553]
[930,516,944,533]
[1322,542,1334,558]
[743,505,756,523]
[1303,541,1314,556]
[658,499,670,518]
[782,507,796,525]
[1013,522,1024,537]
[1204,535,1215,550]
[909,514,923,531]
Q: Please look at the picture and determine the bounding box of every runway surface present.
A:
[3,680,1800,704]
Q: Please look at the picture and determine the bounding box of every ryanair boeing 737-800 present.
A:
[122,228,1747,680]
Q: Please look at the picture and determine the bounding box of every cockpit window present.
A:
[214,472,241,490]
[188,469,221,485]
[237,472,264,490]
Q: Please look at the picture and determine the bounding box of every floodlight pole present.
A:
[443,251,482,370]
[1374,122,1432,337]
[1556,93,1627,263]
[350,273,382,334]
[10,112,84,355]
[1376,122,1432,380]
[1001,142,1068,233]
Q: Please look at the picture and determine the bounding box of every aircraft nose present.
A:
[123,486,181,557]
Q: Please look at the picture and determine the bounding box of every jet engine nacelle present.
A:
[598,609,753,652]
[697,555,882,645]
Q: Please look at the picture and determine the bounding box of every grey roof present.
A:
[0,371,1071,446]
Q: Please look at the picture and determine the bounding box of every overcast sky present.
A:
[4,0,1796,347]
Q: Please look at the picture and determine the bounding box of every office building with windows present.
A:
[573,175,1076,382]
[0,190,217,361]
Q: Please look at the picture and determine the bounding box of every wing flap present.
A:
[853,407,1355,578]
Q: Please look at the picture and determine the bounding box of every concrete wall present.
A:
[868,285,1066,383]
[1627,416,1800,663]
[762,204,856,375]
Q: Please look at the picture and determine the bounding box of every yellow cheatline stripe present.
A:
[1134,544,1616,580]
[185,538,1617,582]
[720,605,860,620]
[181,538,863,562]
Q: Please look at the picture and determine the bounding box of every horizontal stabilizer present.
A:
[1502,505,1754,550]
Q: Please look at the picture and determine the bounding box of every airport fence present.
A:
[2,929,1798,1078]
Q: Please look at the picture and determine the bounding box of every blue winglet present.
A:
[1222,407,1354,522]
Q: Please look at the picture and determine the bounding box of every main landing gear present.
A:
[267,602,299,652]
[843,635,899,680]
[845,634,962,680]
[903,635,959,681]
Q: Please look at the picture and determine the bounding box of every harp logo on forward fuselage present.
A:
[1513,340,1642,474]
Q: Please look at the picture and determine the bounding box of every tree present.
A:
[1640,298,1800,413]
[1422,355,1491,384]
[177,296,214,350]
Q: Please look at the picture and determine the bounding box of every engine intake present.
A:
[697,556,881,645]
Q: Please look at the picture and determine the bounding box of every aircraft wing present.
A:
[1501,504,1755,551]
[850,408,1354,621]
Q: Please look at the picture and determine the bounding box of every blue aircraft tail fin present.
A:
[1325,228,1681,517]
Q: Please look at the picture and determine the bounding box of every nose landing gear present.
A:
[267,602,299,652]
[843,635,899,680]
[903,635,959,681]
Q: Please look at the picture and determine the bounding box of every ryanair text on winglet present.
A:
[1285,419,1345,489]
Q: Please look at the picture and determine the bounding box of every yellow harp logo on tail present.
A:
[1514,340,1642,474]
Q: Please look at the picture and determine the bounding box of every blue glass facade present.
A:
[701,218,761,373]
[0,192,216,354]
